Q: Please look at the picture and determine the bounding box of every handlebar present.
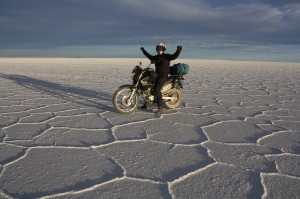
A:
[139,61,152,68]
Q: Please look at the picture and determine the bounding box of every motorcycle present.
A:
[113,62,184,114]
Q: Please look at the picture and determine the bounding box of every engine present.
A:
[139,68,157,87]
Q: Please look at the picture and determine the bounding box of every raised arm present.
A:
[140,47,154,60]
[168,46,182,60]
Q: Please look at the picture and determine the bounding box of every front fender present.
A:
[118,85,134,89]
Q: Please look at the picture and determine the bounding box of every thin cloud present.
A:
[0,0,299,60]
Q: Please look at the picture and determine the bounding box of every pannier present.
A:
[169,63,189,76]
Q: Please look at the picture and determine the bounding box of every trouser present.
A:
[154,76,168,107]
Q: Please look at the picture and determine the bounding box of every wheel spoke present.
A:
[113,87,139,113]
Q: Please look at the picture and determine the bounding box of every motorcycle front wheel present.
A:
[164,88,182,109]
[113,86,139,114]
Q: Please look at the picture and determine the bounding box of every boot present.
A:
[141,101,152,109]
[155,107,164,114]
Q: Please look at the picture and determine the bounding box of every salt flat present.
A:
[0,58,299,198]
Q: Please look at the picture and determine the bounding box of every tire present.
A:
[113,86,139,114]
[164,88,182,109]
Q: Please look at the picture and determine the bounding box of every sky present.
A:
[1,0,300,62]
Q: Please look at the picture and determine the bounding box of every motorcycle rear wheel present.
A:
[164,88,181,109]
[113,86,139,114]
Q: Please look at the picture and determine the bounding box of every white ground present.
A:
[0,58,299,198]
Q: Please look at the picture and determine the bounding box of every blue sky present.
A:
[1,0,300,62]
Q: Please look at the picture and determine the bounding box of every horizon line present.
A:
[0,57,300,64]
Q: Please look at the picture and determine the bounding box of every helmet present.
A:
[156,43,166,54]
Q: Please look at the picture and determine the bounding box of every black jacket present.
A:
[141,46,182,78]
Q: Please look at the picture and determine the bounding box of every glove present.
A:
[140,47,145,51]
[177,45,182,50]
